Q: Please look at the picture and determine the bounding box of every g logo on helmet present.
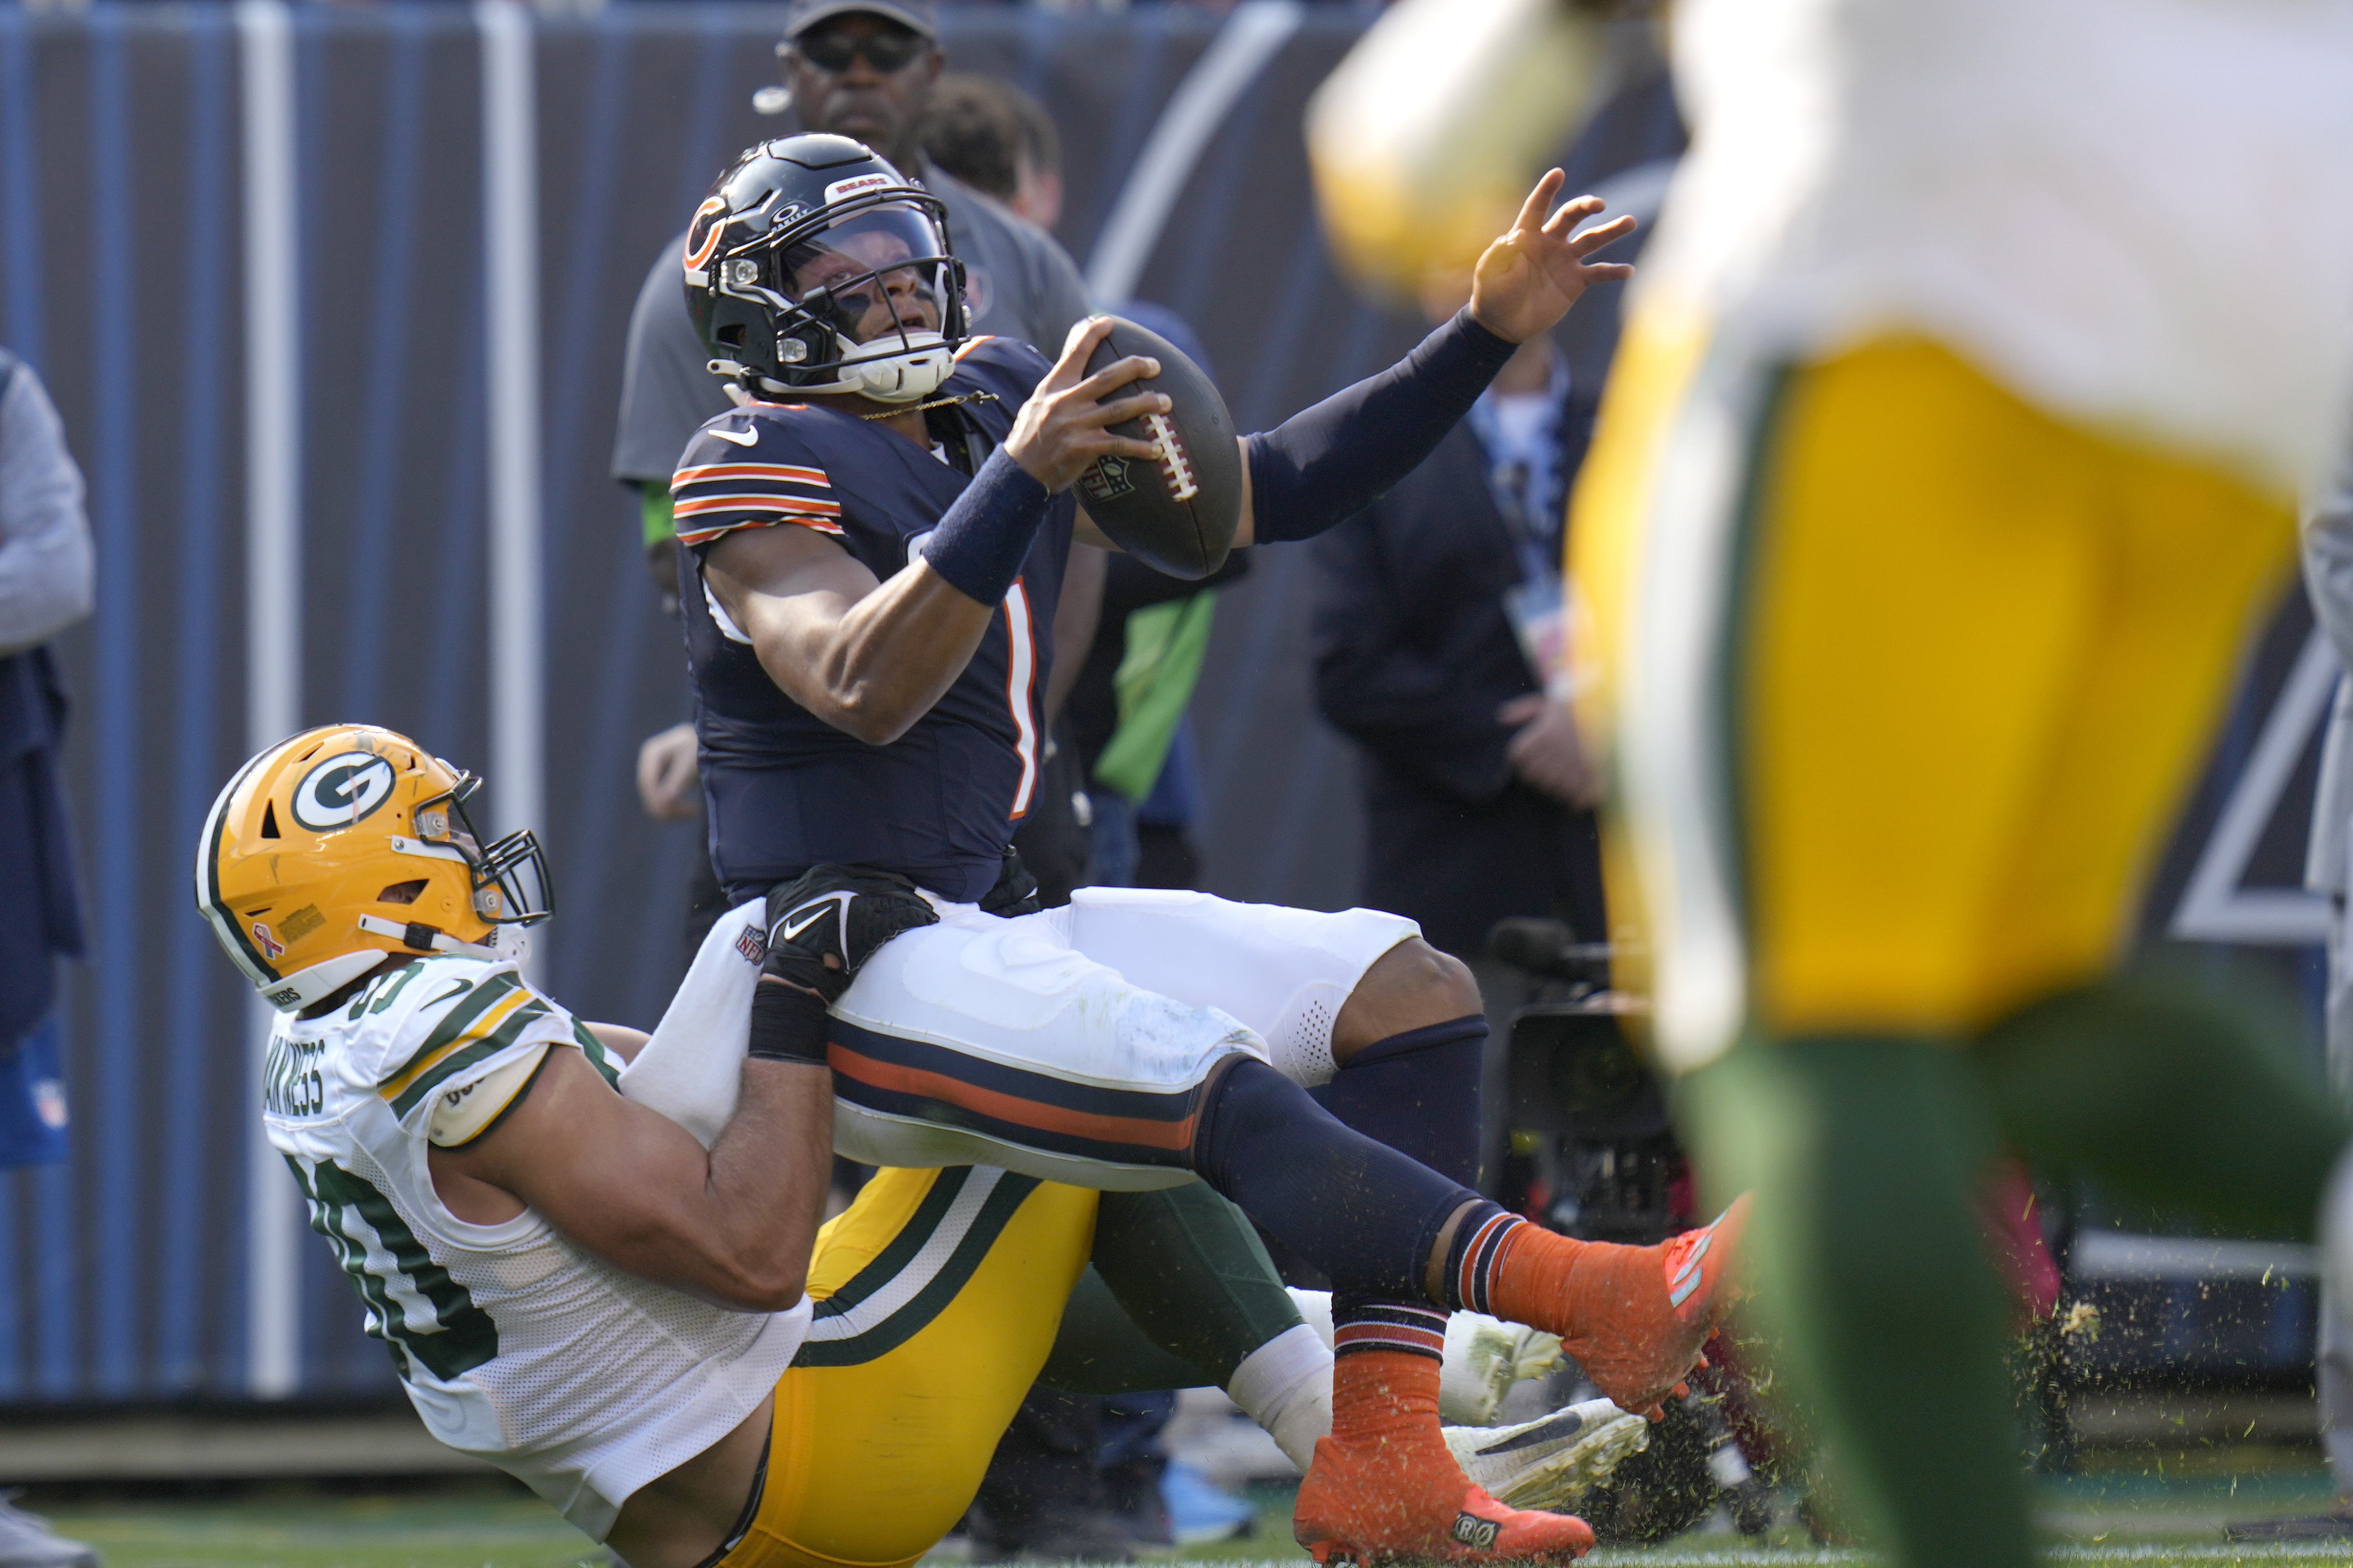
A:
[291,752,398,833]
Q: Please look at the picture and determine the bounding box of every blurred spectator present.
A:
[923,74,1024,213]
[0,347,99,1568]
[614,0,1096,965]
[0,350,88,1172]
[1307,52,1684,1187]
[2230,432,2353,1543]
[925,72,1064,231]
[1309,277,1604,1187]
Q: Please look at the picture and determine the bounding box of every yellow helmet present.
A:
[195,724,552,1011]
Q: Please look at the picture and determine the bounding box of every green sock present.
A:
[1040,1266,1222,1395]
[1681,1035,2036,1568]
[1039,1184,1304,1395]
[1978,969,2347,1238]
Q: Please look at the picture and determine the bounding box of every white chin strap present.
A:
[355,913,497,959]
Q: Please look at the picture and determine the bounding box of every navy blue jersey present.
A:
[673,337,1076,905]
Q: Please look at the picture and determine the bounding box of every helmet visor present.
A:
[414,772,554,926]
[779,204,950,346]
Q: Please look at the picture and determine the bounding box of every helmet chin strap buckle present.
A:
[355,913,496,959]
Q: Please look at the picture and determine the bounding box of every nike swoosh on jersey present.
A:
[709,425,760,447]
[424,979,472,1010]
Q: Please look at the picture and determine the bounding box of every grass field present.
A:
[23,1465,2353,1568]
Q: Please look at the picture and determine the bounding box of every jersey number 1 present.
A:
[1005,582,1039,819]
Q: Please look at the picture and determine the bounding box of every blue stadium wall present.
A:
[0,0,1433,1406]
[0,0,2326,1409]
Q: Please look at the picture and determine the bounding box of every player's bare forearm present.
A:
[759,562,998,745]
[707,522,997,746]
[700,1058,836,1302]
[442,1046,835,1311]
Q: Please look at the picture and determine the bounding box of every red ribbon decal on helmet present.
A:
[253,921,286,961]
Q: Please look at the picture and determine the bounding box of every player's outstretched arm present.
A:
[705,318,1167,746]
[1228,169,1634,551]
[1463,169,1637,349]
[430,1046,834,1312]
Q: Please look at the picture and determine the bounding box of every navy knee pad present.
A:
[1192,1057,1473,1302]
[1311,1016,1487,1187]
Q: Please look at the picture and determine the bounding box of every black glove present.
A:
[761,864,940,1003]
[749,865,939,1064]
[979,847,1043,918]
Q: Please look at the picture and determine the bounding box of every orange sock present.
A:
[1296,1349,1599,1564]
[1480,1201,1748,1415]
[1483,1223,1615,1341]
[1328,1346,1446,1449]
[1296,1351,1472,1548]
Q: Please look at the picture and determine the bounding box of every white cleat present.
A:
[1288,1289,1568,1428]
[1440,1315,1565,1427]
[1443,1398,1650,1514]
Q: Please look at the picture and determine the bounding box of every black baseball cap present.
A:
[782,0,938,41]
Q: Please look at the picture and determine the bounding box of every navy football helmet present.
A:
[684,134,968,403]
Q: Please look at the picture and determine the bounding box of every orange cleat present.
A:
[1296,1347,1597,1565]
[1490,1196,1750,1417]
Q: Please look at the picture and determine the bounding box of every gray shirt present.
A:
[2306,435,2353,895]
[0,354,94,656]
[610,159,1093,485]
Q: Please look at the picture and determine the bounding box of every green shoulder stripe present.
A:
[390,1001,552,1117]
[572,1019,623,1089]
[376,970,521,1091]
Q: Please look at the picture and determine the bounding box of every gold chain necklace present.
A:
[856,389,1002,421]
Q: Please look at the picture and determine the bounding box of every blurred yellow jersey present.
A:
[1637,0,2353,497]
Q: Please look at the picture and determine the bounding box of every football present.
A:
[1075,316,1243,580]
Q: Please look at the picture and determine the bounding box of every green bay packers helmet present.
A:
[1307,0,1604,298]
[195,725,552,1011]
[683,134,967,403]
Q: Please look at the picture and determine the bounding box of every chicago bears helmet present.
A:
[195,725,552,1011]
[684,134,967,404]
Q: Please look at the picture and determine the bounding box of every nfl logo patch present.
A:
[735,927,764,965]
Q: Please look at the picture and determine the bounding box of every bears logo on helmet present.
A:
[195,725,553,1012]
[682,195,731,277]
[683,134,968,405]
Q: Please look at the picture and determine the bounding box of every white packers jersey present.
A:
[1643,0,2353,494]
[262,955,810,1541]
